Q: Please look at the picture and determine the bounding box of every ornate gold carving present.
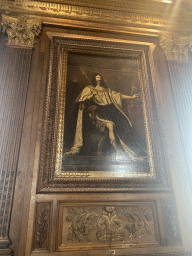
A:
[96,206,125,242]
[0,0,192,37]
[55,49,68,178]
[159,32,192,61]
[0,0,170,38]
[66,208,97,242]
[61,203,157,249]
[1,15,42,47]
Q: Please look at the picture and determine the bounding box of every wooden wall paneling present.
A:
[18,51,45,254]
[21,32,53,256]
[30,250,190,256]
[151,42,192,252]
[0,34,6,77]
[0,45,33,255]
[167,59,192,250]
[0,0,191,254]
[3,25,186,255]
[26,32,182,255]
[155,199,167,246]
[9,32,51,256]
[50,199,58,252]
[9,39,43,255]
[56,200,160,252]
[136,42,188,250]
[154,197,182,247]
[168,60,192,190]
[26,193,182,255]
[32,202,52,251]
[160,198,182,246]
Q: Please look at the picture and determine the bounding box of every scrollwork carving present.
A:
[66,208,98,242]
[124,206,153,239]
[159,32,192,61]
[66,205,155,244]
[1,14,42,47]
[96,206,125,242]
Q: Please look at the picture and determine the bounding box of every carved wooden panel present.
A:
[57,201,159,252]
[33,202,51,251]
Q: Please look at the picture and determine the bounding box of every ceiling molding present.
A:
[0,0,192,36]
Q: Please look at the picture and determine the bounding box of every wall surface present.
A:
[0,1,192,255]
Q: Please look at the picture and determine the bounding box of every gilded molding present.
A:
[159,32,192,61]
[1,14,42,47]
[0,1,167,28]
[0,0,170,36]
[0,1,192,37]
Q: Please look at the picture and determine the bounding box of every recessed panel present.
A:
[57,201,159,251]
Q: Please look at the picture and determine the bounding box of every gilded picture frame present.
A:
[37,33,170,192]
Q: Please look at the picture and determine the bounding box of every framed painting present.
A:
[37,34,170,192]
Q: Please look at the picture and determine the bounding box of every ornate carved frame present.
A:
[37,33,170,193]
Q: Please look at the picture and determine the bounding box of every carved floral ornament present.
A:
[66,206,154,243]
[1,14,42,47]
[159,32,192,61]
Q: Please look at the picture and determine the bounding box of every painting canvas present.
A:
[59,52,150,178]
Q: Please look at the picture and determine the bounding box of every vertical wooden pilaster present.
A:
[159,32,192,251]
[0,14,41,255]
[168,60,192,189]
[0,45,33,255]
[167,60,192,251]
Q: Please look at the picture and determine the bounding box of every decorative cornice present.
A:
[0,1,192,36]
[159,32,192,61]
[1,3,192,59]
[0,1,168,28]
[1,14,42,47]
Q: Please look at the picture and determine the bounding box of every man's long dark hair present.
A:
[91,73,108,88]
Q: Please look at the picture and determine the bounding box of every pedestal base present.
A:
[0,248,12,256]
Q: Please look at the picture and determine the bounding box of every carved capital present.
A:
[159,32,192,61]
[1,15,42,47]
